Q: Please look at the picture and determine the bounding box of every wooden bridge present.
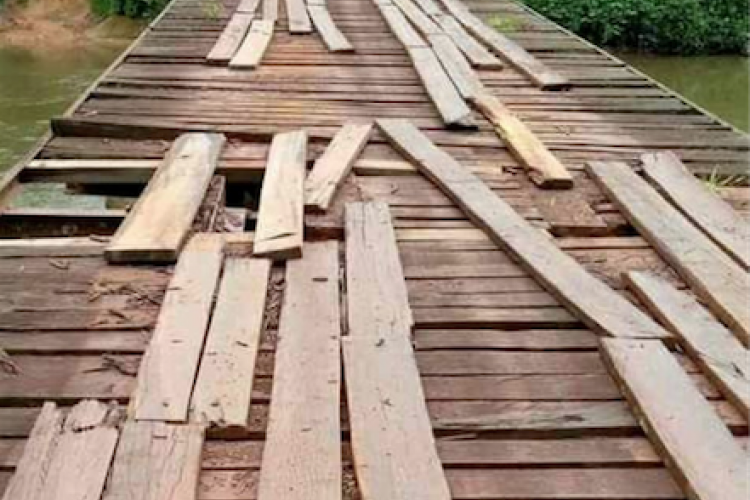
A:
[0,0,748,498]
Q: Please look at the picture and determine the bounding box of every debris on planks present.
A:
[308,5,354,52]
[376,119,670,339]
[641,151,750,270]
[286,0,312,33]
[343,201,450,500]
[257,242,341,500]
[601,338,748,500]
[3,400,121,500]
[105,133,225,264]
[132,234,225,421]
[254,130,306,260]
[206,13,255,64]
[190,256,271,430]
[305,122,372,212]
[625,271,750,414]
[230,19,275,69]
[471,92,573,188]
[192,175,227,232]
[103,420,204,500]
[433,13,503,68]
[588,161,750,345]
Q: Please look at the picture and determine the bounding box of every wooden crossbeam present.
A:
[230,19,275,68]
[206,13,255,64]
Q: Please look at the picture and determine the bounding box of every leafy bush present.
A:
[90,0,167,18]
[521,0,750,54]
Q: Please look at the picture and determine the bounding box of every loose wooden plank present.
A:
[236,0,261,13]
[377,119,669,339]
[0,237,105,258]
[189,257,271,429]
[206,13,255,64]
[588,161,750,345]
[428,33,483,99]
[472,92,573,188]
[625,271,750,414]
[257,242,341,500]
[103,421,204,500]
[262,0,277,20]
[305,122,372,212]
[133,234,225,421]
[285,0,312,33]
[433,13,503,69]
[230,20,275,69]
[641,151,750,270]
[601,338,748,500]
[254,129,306,259]
[377,4,428,48]
[307,6,354,52]
[105,133,225,263]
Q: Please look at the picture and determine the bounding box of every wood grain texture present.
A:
[230,20,275,68]
[428,33,483,99]
[432,14,503,69]
[206,13,255,64]
[285,0,312,33]
[308,6,354,52]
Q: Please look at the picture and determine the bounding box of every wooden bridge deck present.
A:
[0,0,748,497]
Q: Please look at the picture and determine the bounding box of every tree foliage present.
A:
[90,0,168,18]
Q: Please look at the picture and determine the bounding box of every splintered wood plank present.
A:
[377,119,669,340]
[285,0,312,33]
[344,202,450,500]
[254,130,306,259]
[305,122,372,212]
[230,20,275,69]
[433,14,503,69]
[190,257,271,429]
[308,6,354,52]
[601,338,748,500]
[104,421,204,500]
[105,133,225,263]
[133,234,225,421]
[472,92,573,188]
[641,152,750,270]
[625,271,750,414]
[206,13,255,64]
[257,242,341,500]
[588,161,750,345]
[428,33,483,99]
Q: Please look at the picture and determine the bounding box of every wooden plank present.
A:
[377,4,428,48]
[236,0,261,13]
[433,14,503,69]
[133,234,225,421]
[0,237,105,258]
[230,20,275,69]
[601,338,748,500]
[307,6,354,52]
[206,13,255,64]
[189,257,271,429]
[104,133,225,263]
[254,129,306,259]
[377,119,669,340]
[641,151,750,270]
[262,0,277,20]
[305,122,372,212]
[625,271,750,414]
[391,0,442,36]
[257,242,341,500]
[588,161,750,345]
[428,33,483,99]
[103,421,204,500]
[285,0,312,33]
[472,92,573,188]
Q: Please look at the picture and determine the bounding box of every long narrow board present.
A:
[376,119,669,339]
[428,33,483,99]
[263,0,277,20]
[308,6,354,52]
[641,152,750,270]
[472,92,573,188]
[344,201,450,500]
[230,20,275,69]
[601,338,748,500]
[257,242,341,500]
[285,0,312,33]
[305,122,372,212]
[377,4,428,48]
[133,234,225,421]
[254,130,306,259]
[206,13,255,64]
[105,133,225,263]
[588,161,750,345]
[433,13,503,69]
[391,0,442,36]
[624,271,750,414]
[190,257,271,429]
[237,0,261,12]
[104,421,204,500]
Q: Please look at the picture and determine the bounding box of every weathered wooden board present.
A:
[230,20,275,69]
[206,13,255,64]
[237,0,261,13]
[254,129,306,259]
[285,0,312,33]
[428,33,483,99]
[263,0,278,20]
[433,14,503,69]
[377,4,428,48]
[0,237,106,258]
[257,242,341,500]
[105,133,225,263]
[308,6,354,52]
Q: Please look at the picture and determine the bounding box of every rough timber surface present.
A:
[0,0,749,498]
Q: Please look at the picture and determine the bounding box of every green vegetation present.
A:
[90,0,168,18]
[487,14,526,33]
[520,0,750,54]
[703,168,747,193]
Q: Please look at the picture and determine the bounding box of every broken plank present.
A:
[285,0,312,33]
[588,161,750,345]
[308,6,354,52]
[601,338,748,500]
[104,133,224,263]
[133,234,225,421]
[254,129,306,259]
[230,20,275,69]
[257,241,341,500]
[433,13,503,69]
[377,119,669,339]
[206,13,255,64]
[305,122,372,212]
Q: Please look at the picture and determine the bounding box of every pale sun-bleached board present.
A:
[257,241,341,500]
[433,13,503,69]
[263,0,278,20]
[206,13,254,64]
[285,0,312,33]
[237,0,261,12]
[308,5,354,52]
[377,119,669,339]
[105,133,225,263]
[428,33,483,99]
[230,19,275,68]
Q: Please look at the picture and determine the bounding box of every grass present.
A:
[702,168,748,193]
[486,14,526,33]
[201,0,223,20]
